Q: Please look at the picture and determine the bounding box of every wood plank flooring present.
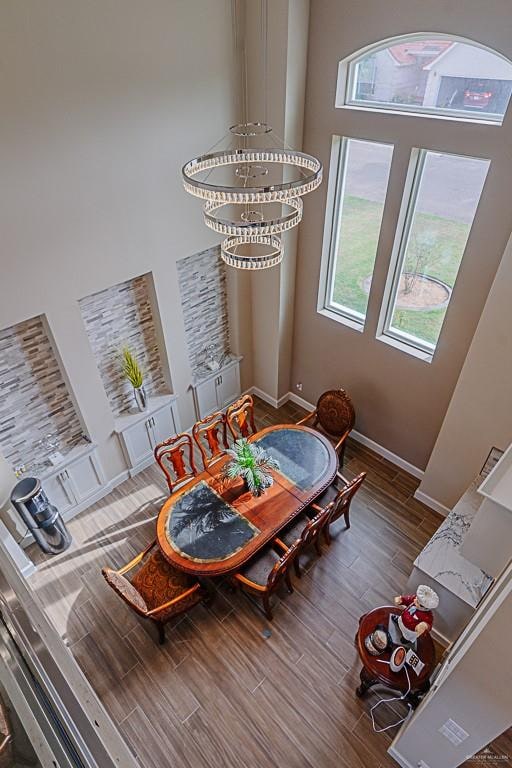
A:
[27,397,510,767]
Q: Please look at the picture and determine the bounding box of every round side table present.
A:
[355,605,436,709]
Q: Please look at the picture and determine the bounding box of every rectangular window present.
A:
[381,149,490,356]
[320,137,393,325]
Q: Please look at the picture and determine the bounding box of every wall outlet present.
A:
[439,719,469,746]
[296,382,303,392]
[417,761,432,768]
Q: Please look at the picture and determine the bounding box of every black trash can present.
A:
[10,477,72,555]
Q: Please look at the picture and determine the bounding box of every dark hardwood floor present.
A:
[28,397,511,767]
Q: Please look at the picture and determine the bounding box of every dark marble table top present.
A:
[255,427,331,491]
[158,425,337,575]
[166,481,259,562]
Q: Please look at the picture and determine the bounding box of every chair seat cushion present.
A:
[312,481,338,510]
[103,569,148,615]
[240,547,281,587]
[131,549,197,611]
[278,513,310,547]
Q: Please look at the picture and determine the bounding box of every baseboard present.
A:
[287,391,425,480]
[413,489,450,517]
[351,428,424,480]
[127,455,155,478]
[248,386,289,410]
[287,391,315,412]
[108,469,131,489]
[386,746,415,768]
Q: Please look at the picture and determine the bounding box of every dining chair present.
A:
[226,394,257,440]
[314,471,366,541]
[232,540,301,620]
[192,411,229,470]
[274,504,332,577]
[154,432,198,494]
[102,540,207,644]
[296,388,355,467]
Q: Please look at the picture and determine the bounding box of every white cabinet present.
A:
[191,358,242,419]
[195,378,219,419]
[151,402,178,445]
[121,418,154,470]
[114,395,181,476]
[42,472,76,516]
[216,363,240,408]
[41,445,106,521]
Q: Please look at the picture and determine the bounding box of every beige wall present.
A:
[418,231,512,508]
[291,0,512,469]
[0,0,238,481]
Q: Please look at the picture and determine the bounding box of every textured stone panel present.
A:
[0,316,83,469]
[176,246,230,374]
[79,274,168,416]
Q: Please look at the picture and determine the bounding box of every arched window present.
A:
[318,33,507,360]
[336,34,512,124]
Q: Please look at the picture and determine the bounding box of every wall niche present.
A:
[177,245,230,375]
[0,315,84,470]
[79,273,169,417]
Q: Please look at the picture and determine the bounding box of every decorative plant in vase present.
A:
[222,438,280,497]
[121,347,147,412]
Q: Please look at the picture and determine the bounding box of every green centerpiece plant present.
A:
[222,438,279,497]
[121,347,147,412]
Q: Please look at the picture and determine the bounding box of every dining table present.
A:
[156,424,338,577]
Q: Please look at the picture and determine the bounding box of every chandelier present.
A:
[181,2,322,270]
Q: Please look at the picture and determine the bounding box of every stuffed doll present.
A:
[393,584,439,643]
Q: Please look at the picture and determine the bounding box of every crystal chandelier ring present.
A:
[182,148,322,203]
[229,121,273,137]
[203,197,303,237]
[221,234,283,270]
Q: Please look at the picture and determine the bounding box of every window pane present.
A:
[327,139,393,321]
[387,151,490,350]
[348,39,512,123]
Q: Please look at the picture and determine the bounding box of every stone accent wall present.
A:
[0,316,83,469]
[177,246,230,373]
[79,274,168,417]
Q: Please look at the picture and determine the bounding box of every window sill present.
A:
[317,306,364,333]
[376,333,433,363]
[336,103,501,127]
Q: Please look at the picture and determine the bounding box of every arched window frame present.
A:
[318,31,508,361]
[336,32,512,125]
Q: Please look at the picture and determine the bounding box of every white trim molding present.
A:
[413,489,450,517]
[287,391,315,412]
[350,428,424,480]
[246,386,289,410]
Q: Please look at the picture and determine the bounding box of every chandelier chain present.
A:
[182,0,322,270]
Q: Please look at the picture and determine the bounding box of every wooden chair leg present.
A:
[262,593,273,621]
[202,579,215,606]
[344,510,350,529]
[156,621,166,645]
[293,558,302,578]
[323,525,332,545]
[314,537,322,556]
[284,572,294,594]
